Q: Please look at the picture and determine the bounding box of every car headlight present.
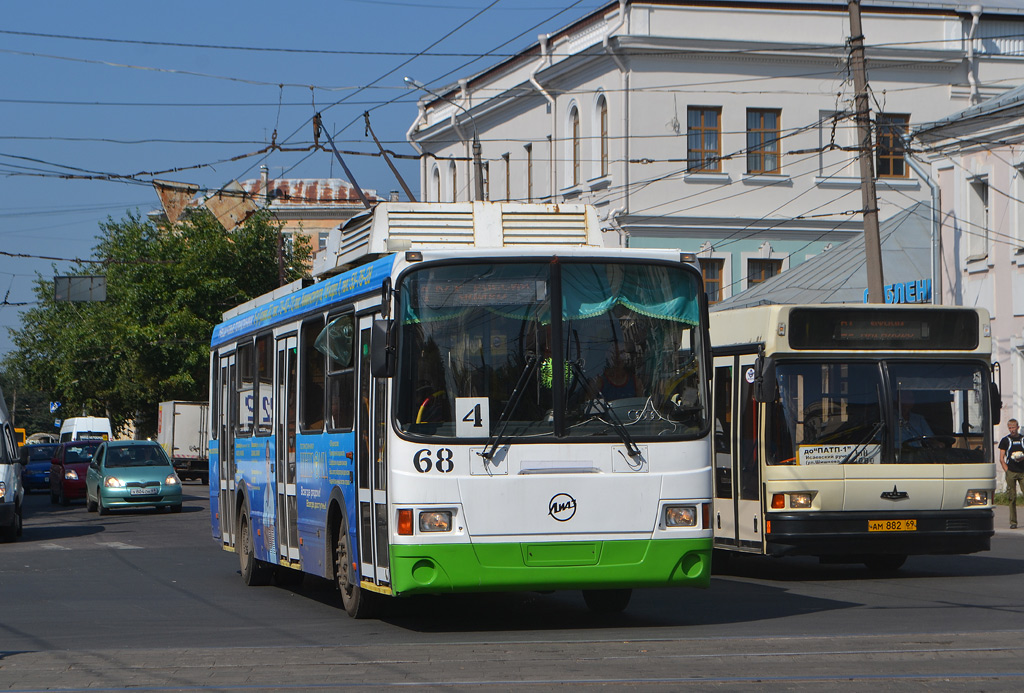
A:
[664,504,698,528]
[419,510,452,532]
[104,476,125,488]
[165,474,180,486]
[965,490,988,506]
[65,469,78,480]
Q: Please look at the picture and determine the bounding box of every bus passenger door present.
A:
[712,360,737,548]
[356,316,391,591]
[276,336,300,564]
[219,353,236,548]
[736,355,763,550]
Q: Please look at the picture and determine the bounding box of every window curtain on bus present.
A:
[561,263,700,325]
[402,264,550,325]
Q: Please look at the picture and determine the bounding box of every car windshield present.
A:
[105,446,169,468]
[66,445,99,463]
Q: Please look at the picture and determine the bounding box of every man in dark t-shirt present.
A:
[998,419,1024,529]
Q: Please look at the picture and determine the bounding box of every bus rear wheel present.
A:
[582,588,632,614]
[239,511,272,586]
[335,527,375,619]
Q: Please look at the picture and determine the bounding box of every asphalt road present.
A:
[2,485,1024,691]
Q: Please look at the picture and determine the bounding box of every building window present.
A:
[747,109,781,174]
[525,143,533,203]
[876,113,909,178]
[431,167,441,202]
[502,153,510,202]
[482,161,490,201]
[687,107,722,173]
[700,258,725,304]
[598,96,609,177]
[748,258,782,285]
[968,175,990,260]
[570,106,581,187]
[450,162,457,202]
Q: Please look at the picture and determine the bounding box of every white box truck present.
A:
[157,401,209,483]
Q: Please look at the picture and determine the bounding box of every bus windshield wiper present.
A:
[839,420,884,465]
[566,361,643,458]
[478,353,539,461]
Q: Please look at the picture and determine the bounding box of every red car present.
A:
[49,441,101,506]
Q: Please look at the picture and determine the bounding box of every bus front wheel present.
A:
[335,527,375,619]
[582,588,632,614]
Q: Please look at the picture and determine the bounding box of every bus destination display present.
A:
[788,308,979,350]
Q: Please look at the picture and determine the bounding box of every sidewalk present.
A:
[992,502,1024,535]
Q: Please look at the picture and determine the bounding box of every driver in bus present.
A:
[897,390,935,446]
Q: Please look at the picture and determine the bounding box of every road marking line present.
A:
[96,541,143,550]
[39,543,71,551]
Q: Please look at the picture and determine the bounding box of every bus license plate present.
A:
[868,519,917,532]
[129,487,158,496]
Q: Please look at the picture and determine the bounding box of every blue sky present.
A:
[0,0,607,356]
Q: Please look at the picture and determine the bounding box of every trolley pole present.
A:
[849,0,885,303]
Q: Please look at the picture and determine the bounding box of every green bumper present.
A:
[389,537,711,596]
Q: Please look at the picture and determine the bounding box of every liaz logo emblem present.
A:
[881,485,909,501]
[548,493,577,522]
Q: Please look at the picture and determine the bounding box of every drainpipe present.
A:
[530,34,556,198]
[603,0,630,222]
[967,5,983,105]
[903,139,942,304]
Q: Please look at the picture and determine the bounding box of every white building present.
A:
[915,84,1024,428]
[406,0,1024,305]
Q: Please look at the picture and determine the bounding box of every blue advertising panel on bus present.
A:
[211,255,396,348]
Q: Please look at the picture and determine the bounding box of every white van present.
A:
[1,385,24,542]
[59,416,113,443]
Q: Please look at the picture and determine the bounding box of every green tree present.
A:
[5,208,311,438]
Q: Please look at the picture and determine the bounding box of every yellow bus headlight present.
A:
[964,490,988,506]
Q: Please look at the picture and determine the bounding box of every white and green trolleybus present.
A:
[709,304,999,571]
[209,202,713,617]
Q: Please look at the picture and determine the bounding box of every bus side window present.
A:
[236,341,254,437]
[301,317,326,432]
[324,313,355,430]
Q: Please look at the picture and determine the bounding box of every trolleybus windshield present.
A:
[395,260,707,441]
[765,361,990,466]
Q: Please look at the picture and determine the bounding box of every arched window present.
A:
[431,167,441,202]
[570,106,581,187]
[449,161,457,202]
[597,96,609,178]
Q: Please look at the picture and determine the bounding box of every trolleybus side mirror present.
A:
[370,320,395,378]
[991,381,1002,426]
[753,352,777,403]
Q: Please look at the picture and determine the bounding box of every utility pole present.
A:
[848,0,885,303]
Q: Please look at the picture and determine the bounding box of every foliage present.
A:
[3,209,311,438]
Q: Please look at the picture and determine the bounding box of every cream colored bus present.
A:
[709,304,999,571]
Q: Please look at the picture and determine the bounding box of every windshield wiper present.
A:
[478,353,539,461]
[838,420,885,465]
[566,360,643,458]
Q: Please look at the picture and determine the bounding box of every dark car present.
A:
[19,443,59,493]
[49,440,101,506]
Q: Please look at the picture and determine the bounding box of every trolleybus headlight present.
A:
[104,476,125,488]
[664,505,698,528]
[965,490,988,506]
[419,511,453,533]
